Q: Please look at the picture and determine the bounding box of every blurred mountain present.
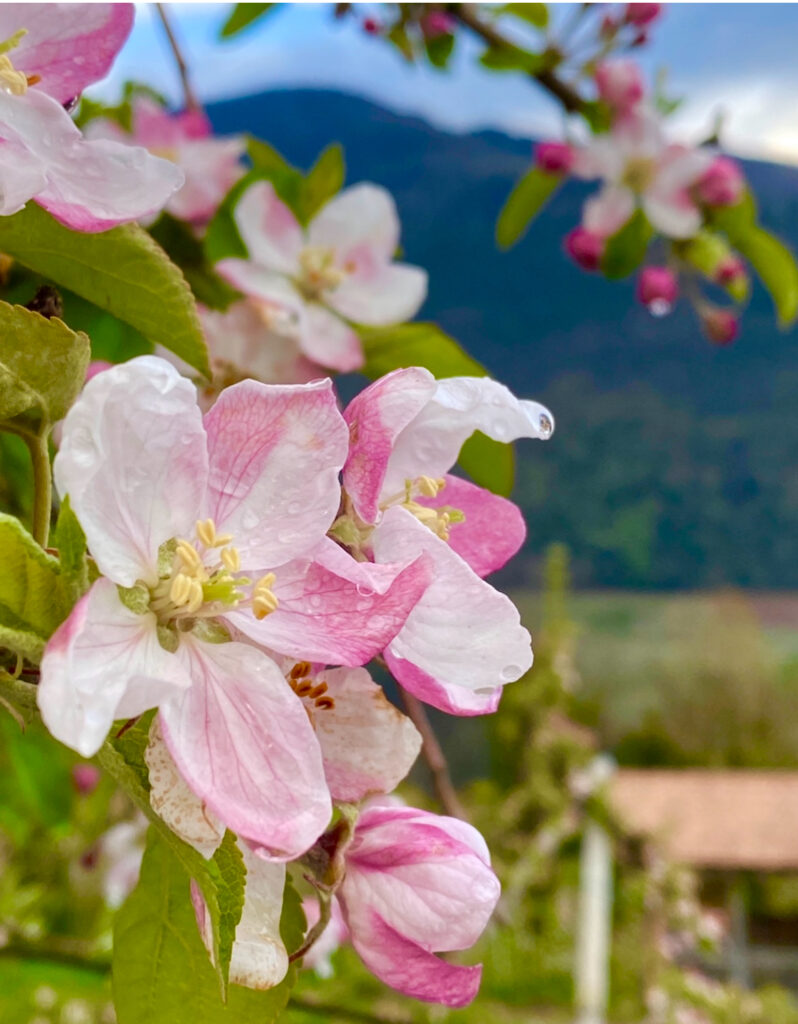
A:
[208,89,798,589]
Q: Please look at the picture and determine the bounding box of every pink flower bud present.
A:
[72,763,101,795]
[625,4,663,27]
[595,59,645,111]
[715,256,746,286]
[362,17,381,35]
[421,10,454,39]
[637,266,679,315]
[565,227,604,271]
[535,141,575,176]
[702,308,739,346]
[695,157,745,207]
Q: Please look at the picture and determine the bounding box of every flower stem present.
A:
[288,892,331,963]
[22,429,52,549]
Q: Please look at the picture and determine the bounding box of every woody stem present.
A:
[156,3,201,113]
[399,690,467,820]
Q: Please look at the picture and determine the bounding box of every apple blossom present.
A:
[338,367,553,714]
[0,4,184,230]
[216,180,428,373]
[595,59,645,112]
[336,801,501,1007]
[573,107,713,239]
[694,155,745,207]
[86,96,245,224]
[637,265,678,314]
[535,141,575,176]
[38,356,429,859]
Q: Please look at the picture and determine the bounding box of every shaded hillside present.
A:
[208,89,798,588]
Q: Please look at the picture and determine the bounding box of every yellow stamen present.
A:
[170,573,193,606]
[176,539,203,572]
[196,518,233,548]
[290,661,312,680]
[0,55,28,96]
[416,475,446,498]
[221,546,241,573]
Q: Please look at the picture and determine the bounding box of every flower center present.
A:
[296,246,351,300]
[286,661,335,712]
[383,475,465,542]
[0,31,39,96]
[621,156,656,193]
[119,519,279,648]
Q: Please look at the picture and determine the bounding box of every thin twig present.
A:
[288,994,413,1024]
[452,3,586,115]
[399,690,467,820]
[156,3,201,112]
[0,940,110,974]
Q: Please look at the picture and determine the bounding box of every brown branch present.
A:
[452,3,586,114]
[399,690,467,820]
[156,3,201,113]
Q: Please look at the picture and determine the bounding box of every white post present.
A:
[575,756,615,1024]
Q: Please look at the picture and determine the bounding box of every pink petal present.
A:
[159,638,331,860]
[166,137,245,223]
[382,654,502,716]
[38,578,190,757]
[1,4,134,103]
[229,537,432,666]
[343,910,482,1008]
[233,180,303,274]
[326,263,427,326]
[215,259,301,309]
[301,303,364,373]
[643,189,702,239]
[373,508,532,715]
[583,184,635,238]
[203,378,348,568]
[54,356,208,586]
[131,97,212,147]
[343,367,437,523]
[308,183,400,264]
[416,474,526,578]
[0,138,47,214]
[313,667,422,802]
[381,376,554,501]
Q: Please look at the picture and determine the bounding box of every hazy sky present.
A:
[95,3,798,165]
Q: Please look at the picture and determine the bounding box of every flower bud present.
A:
[564,227,604,271]
[695,157,745,207]
[715,255,746,286]
[595,59,645,111]
[421,10,454,39]
[72,763,101,795]
[702,308,739,346]
[637,266,679,315]
[535,141,575,176]
[625,4,662,27]
[362,17,381,35]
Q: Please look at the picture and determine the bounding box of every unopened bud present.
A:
[695,157,745,207]
[637,266,679,316]
[564,227,605,272]
[420,10,454,39]
[702,307,739,346]
[72,763,100,795]
[535,141,575,176]
[625,3,662,27]
[595,59,645,111]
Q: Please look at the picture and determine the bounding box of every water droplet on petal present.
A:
[648,298,672,317]
[538,414,553,439]
[501,663,522,682]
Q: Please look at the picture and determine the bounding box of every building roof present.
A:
[611,769,798,871]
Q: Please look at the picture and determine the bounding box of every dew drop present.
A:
[538,413,553,439]
[501,663,522,681]
[647,298,672,318]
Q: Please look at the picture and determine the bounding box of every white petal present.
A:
[54,356,208,586]
[308,183,399,262]
[233,180,303,274]
[583,185,635,237]
[327,264,428,326]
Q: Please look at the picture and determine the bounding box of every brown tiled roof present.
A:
[611,769,798,870]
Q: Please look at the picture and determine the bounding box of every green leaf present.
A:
[98,720,246,994]
[678,231,749,303]
[360,323,515,494]
[479,43,547,72]
[0,203,209,377]
[496,166,562,249]
[220,3,275,38]
[279,876,306,954]
[53,496,89,603]
[0,301,90,430]
[425,32,455,69]
[387,23,414,61]
[113,829,294,1024]
[0,513,70,663]
[601,208,653,279]
[498,3,549,28]
[300,144,345,222]
[149,214,240,312]
[710,195,798,325]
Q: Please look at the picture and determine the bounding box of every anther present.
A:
[295,679,314,697]
[309,682,328,699]
[170,573,192,606]
[221,547,241,573]
[176,539,203,572]
[253,592,279,619]
[314,696,335,711]
[417,475,445,498]
[290,662,312,680]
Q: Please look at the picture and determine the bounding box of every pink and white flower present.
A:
[0,4,183,230]
[574,107,713,240]
[341,367,553,715]
[595,59,645,113]
[38,356,427,859]
[216,181,428,373]
[337,800,500,1007]
[86,96,245,224]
